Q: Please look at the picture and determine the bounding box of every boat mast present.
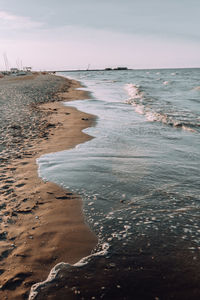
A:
[3,52,9,71]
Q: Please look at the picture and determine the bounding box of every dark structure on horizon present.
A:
[56,67,129,73]
[105,67,128,71]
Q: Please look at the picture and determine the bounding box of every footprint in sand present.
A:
[15,183,26,188]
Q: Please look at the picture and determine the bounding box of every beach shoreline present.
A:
[0,74,97,299]
[28,69,200,300]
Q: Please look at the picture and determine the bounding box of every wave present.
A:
[124,83,199,133]
[145,111,198,132]
[124,84,144,102]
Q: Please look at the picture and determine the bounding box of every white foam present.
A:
[145,111,157,122]
[124,83,143,101]
[29,243,110,300]
[74,242,109,267]
[134,104,144,115]
[182,125,196,133]
[163,81,169,85]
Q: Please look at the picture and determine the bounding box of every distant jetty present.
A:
[0,67,130,78]
[107,67,128,71]
[56,67,130,73]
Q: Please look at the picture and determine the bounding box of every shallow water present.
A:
[38,69,200,254]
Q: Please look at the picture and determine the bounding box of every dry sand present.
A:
[0,75,97,299]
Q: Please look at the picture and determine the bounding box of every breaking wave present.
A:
[124,83,144,102]
[124,83,199,133]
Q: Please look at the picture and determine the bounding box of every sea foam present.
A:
[124,83,143,101]
[29,243,109,300]
[124,82,198,132]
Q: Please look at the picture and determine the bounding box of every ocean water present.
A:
[37,69,200,296]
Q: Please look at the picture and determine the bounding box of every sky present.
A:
[0,0,200,70]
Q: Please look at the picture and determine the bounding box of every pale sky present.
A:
[0,0,199,70]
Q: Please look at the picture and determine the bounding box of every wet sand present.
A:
[0,74,97,299]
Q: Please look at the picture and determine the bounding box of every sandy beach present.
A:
[0,74,97,299]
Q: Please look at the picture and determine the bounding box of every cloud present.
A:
[1,24,199,71]
[0,10,44,30]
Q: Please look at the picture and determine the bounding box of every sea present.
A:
[37,68,200,299]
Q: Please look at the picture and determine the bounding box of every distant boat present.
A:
[16,71,28,76]
[10,68,19,74]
